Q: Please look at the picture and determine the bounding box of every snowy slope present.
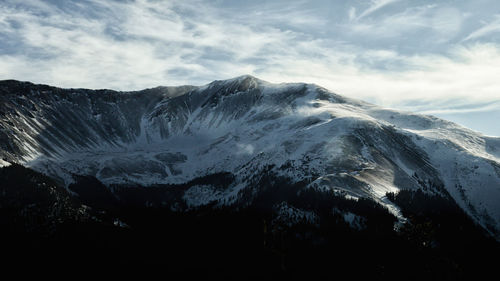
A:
[1,76,499,237]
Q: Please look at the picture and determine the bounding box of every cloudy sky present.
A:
[1,0,500,136]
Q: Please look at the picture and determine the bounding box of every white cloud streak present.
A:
[0,0,299,89]
[464,15,500,41]
[258,43,500,110]
[355,0,400,21]
[1,0,500,135]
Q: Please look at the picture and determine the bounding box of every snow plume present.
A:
[236,143,255,155]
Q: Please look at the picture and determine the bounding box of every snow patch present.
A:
[0,159,11,168]
[340,211,367,230]
[236,143,255,155]
[272,202,318,227]
[183,185,222,208]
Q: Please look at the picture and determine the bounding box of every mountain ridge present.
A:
[1,76,500,239]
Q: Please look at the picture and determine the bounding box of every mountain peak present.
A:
[223,74,262,83]
[0,78,499,239]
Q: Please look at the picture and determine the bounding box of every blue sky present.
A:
[1,0,500,136]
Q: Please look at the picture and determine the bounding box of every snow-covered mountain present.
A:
[1,75,499,238]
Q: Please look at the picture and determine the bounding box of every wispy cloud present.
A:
[0,0,300,89]
[416,102,500,115]
[355,0,400,21]
[259,43,500,106]
[1,0,500,135]
[464,15,500,41]
[346,4,463,43]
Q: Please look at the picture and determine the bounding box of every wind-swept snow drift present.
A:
[1,76,499,237]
